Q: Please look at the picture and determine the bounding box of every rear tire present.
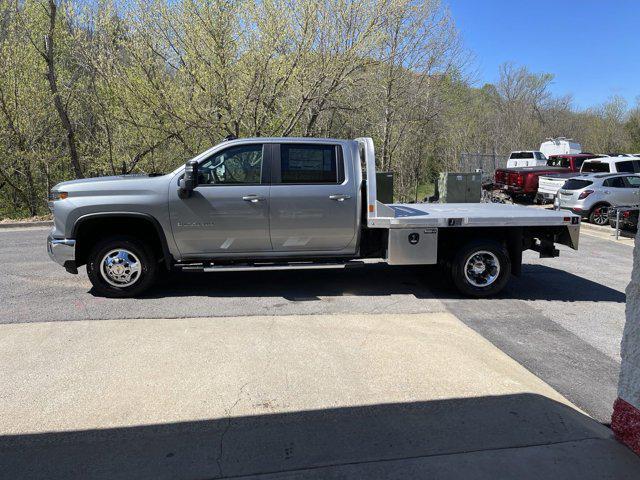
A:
[450,240,511,297]
[86,236,157,298]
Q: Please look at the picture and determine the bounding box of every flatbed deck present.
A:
[369,202,578,229]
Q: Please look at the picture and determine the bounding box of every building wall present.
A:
[612,234,640,454]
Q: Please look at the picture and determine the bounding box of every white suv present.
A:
[580,156,640,174]
[556,173,640,225]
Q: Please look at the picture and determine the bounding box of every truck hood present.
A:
[52,174,169,193]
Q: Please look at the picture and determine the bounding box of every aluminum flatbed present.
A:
[370,202,579,228]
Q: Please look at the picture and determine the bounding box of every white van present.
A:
[506,151,547,168]
[580,156,640,173]
[539,138,581,158]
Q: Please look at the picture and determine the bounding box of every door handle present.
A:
[329,194,352,201]
[242,195,265,203]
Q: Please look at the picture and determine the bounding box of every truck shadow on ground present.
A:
[138,263,625,303]
[1,393,635,480]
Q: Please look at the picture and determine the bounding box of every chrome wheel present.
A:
[100,249,142,287]
[591,207,609,225]
[464,251,501,287]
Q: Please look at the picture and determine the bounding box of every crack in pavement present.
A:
[216,381,251,478]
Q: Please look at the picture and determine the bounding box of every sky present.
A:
[446,0,640,110]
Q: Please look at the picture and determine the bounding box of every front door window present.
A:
[199,144,263,185]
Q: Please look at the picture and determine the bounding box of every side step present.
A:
[176,259,383,273]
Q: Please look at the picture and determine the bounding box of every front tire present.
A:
[450,240,511,297]
[86,236,157,298]
[588,204,610,226]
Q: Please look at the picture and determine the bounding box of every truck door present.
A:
[168,143,272,256]
[269,142,358,252]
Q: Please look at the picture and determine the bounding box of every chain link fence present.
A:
[458,152,509,180]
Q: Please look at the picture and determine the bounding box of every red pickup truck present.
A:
[493,154,599,202]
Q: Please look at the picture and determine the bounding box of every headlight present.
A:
[48,191,68,201]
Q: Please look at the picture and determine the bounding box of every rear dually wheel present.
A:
[450,240,511,297]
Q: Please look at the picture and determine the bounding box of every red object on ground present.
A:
[612,397,640,455]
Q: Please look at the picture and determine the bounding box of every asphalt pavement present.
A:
[0,226,631,423]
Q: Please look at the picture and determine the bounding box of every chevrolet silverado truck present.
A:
[47,137,580,298]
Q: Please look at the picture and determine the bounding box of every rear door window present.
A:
[624,176,640,188]
[581,161,610,173]
[616,161,636,173]
[279,144,343,184]
[563,179,593,190]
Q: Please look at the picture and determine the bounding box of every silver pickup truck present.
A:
[47,137,580,298]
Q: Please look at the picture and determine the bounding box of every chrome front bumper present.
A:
[47,235,76,270]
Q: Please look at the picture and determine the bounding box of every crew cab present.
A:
[47,137,580,298]
[496,153,598,202]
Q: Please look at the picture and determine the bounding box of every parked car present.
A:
[506,151,547,168]
[536,154,600,203]
[495,153,597,203]
[608,206,639,232]
[580,156,640,173]
[556,173,640,225]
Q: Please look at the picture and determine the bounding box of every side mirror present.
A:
[178,160,199,198]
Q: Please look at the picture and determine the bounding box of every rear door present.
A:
[603,176,636,206]
[623,176,640,205]
[268,142,357,252]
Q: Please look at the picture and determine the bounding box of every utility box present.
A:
[438,172,482,203]
[376,172,394,204]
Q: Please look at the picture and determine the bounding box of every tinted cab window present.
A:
[616,160,640,173]
[199,144,263,184]
[510,152,534,159]
[581,161,610,173]
[280,144,343,184]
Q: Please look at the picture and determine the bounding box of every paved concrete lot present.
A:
[2,312,639,479]
[0,227,630,423]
